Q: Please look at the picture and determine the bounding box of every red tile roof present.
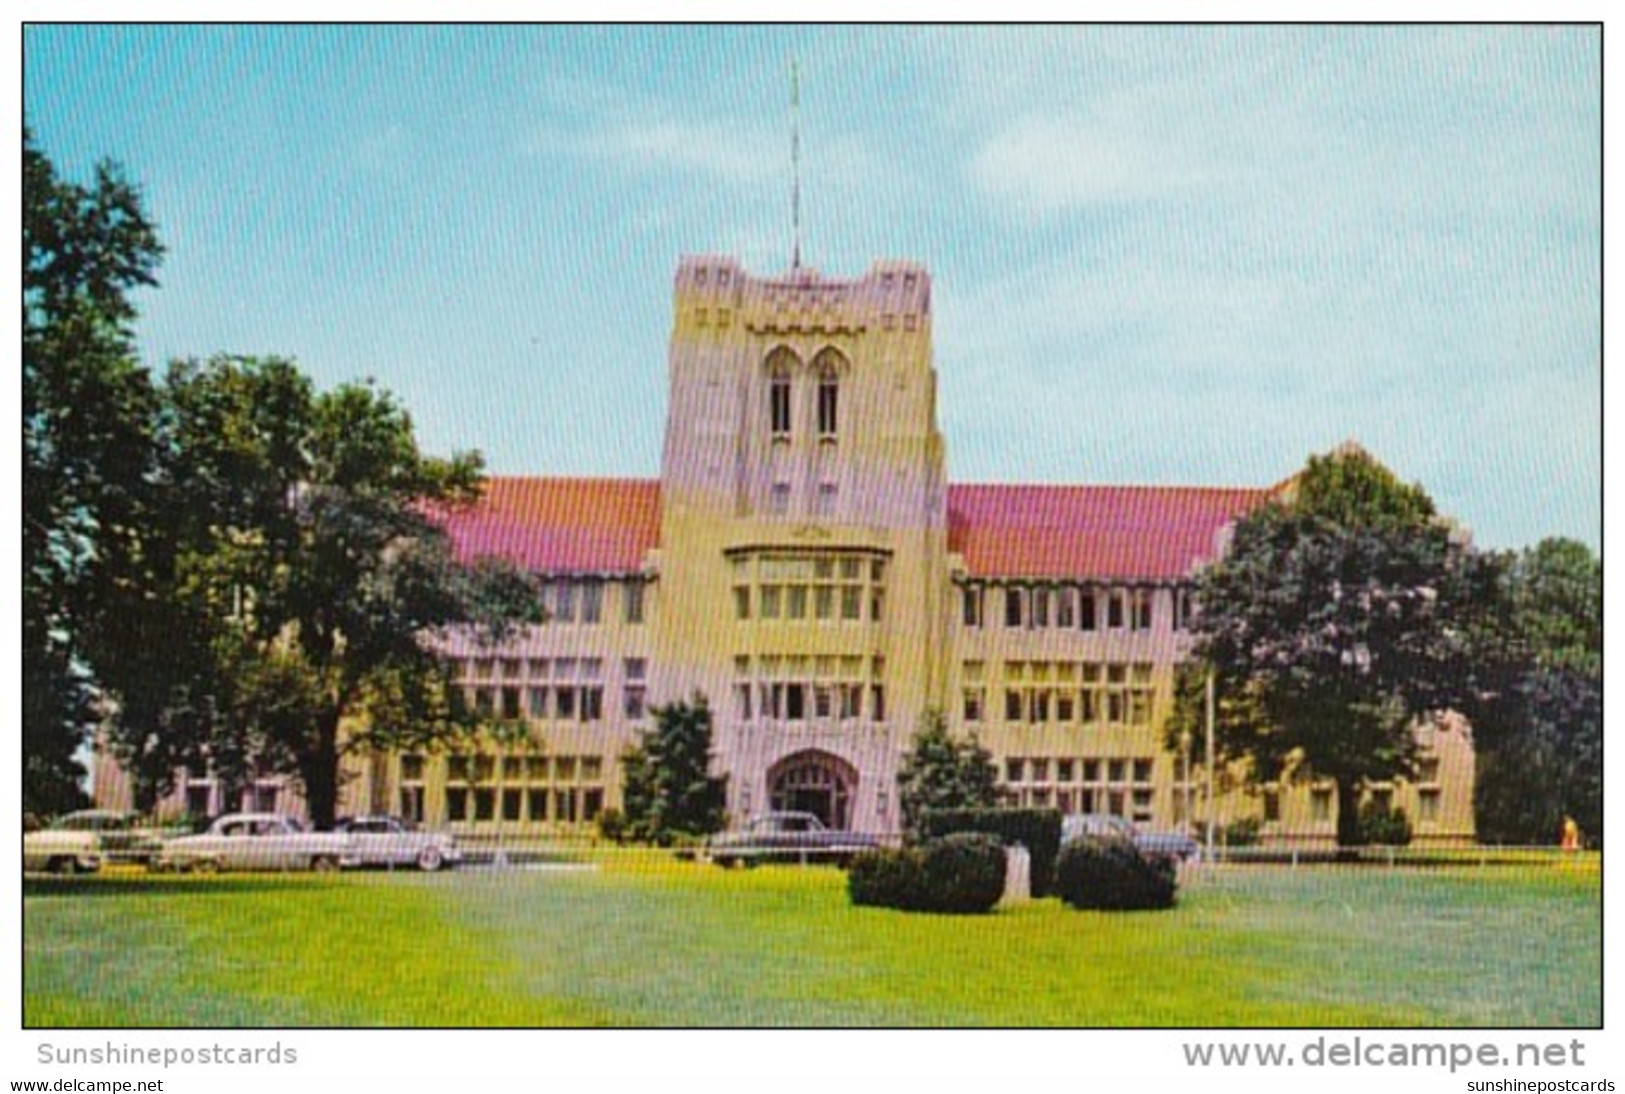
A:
[440,477,660,574]
[439,477,1272,581]
[947,484,1271,581]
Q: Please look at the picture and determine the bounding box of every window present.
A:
[962,586,982,628]
[1418,788,1441,823]
[581,757,603,781]
[841,586,861,621]
[581,687,604,722]
[1263,789,1281,823]
[770,370,792,435]
[624,685,646,719]
[1131,590,1152,631]
[624,581,645,624]
[474,788,495,822]
[1311,787,1333,823]
[963,688,984,723]
[581,580,603,624]
[1005,587,1025,628]
[815,585,834,620]
[624,658,646,681]
[870,684,886,722]
[502,789,522,822]
[816,481,837,515]
[446,788,469,822]
[787,585,808,620]
[761,585,782,619]
[1078,590,1097,631]
[1108,590,1125,629]
[818,370,839,436]
[501,687,521,720]
[1006,758,1024,783]
[1032,587,1050,628]
[554,581,576,623]
[1005,689,1024,722]
[400,754,425,782]
[555,687,576,720]
[734,586,751,620]
[770,482,791,514]
[1173,587,1194,631]
[1056,588,1075,628]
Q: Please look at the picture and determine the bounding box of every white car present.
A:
[24,824,102,875]
[335,815,461,871]
[151,813,353,874]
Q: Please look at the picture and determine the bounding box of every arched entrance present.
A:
[768,751,857,831]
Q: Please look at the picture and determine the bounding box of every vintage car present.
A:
[334,815,461,872]
[23,821,103,875]
[706,811,883,868]
[43,809,165,864]
[1061,813,1201,864]
[150,812,354,874]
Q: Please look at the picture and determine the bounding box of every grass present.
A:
[23,852,1599,1027]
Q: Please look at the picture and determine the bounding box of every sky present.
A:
[22,25,1600,551]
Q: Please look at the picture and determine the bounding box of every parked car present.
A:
[151,813,353,874]
[706,811,883,868]
[41,809,165,864]
[24,821,102,875]
[335,815,461,872]
[1062,814,1201,864]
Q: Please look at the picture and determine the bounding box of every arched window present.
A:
[817,367,838,437]
[766,348,798,437]
[812,348,845,438]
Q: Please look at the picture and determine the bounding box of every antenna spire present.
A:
[790,57,802,270]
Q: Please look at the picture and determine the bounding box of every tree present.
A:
[97,355,541,827]
[1187,447,1484,848]
[23,126,163,814]
[1470,538,1600,846]
[619,693,728,844]
[896,708,999,841]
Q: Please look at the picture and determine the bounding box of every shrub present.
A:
[1358,803,1413,847]
[849,846,928,910]
[1054,836,1177,911]
[918,833,1007,914]
[848,833,1007,914]
[919,808,1062,897]
[1223,816,1262,847]
[596,808,627,845]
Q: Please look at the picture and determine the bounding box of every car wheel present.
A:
[713,855,737,869]
[311,855,341,874]
[48,856,77,876]
[416,847,445,872]
[192,857,220,875]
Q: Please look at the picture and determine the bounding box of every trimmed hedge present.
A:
[919,808,1062,898]
[848,833,1007,914]
[1357,803,1413,847]
[1054,836,1178,911]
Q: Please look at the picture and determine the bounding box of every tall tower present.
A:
[653,256,947,833]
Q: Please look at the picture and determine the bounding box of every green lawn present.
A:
[24,853,1600,1027]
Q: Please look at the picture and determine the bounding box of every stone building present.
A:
[94,255,1476,842]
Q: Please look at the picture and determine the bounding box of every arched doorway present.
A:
[768,751,857,831]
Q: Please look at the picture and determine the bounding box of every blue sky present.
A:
[23,25,1599,550]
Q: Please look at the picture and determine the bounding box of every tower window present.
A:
[770,373,792,436]
[818,372,838,436]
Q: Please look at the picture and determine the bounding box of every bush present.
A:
[848,833,1007,914]
[919,808,1062,897]
[849,846,928,910]
[1223,816,1262,847]
[596,808,626,845]
[1054,837,1177,911]
[1357,803,1413,847]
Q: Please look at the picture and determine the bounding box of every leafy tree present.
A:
[1187,447,1485,848]
[1470,538,1600,846]
[896,708,999,841]
[619,693,728,844]
[99,355,540,827]
[23,126,162,814]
